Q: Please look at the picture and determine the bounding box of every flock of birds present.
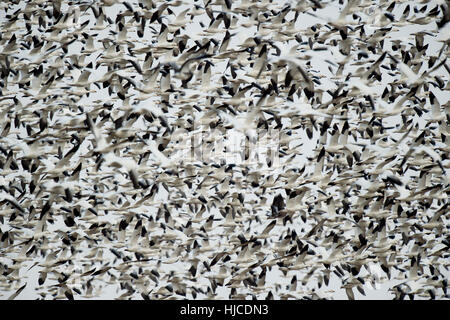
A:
[0,0,449,300]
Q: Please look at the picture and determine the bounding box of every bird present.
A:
[0,0,448,301]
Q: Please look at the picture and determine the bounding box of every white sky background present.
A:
[0,0,449,300]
